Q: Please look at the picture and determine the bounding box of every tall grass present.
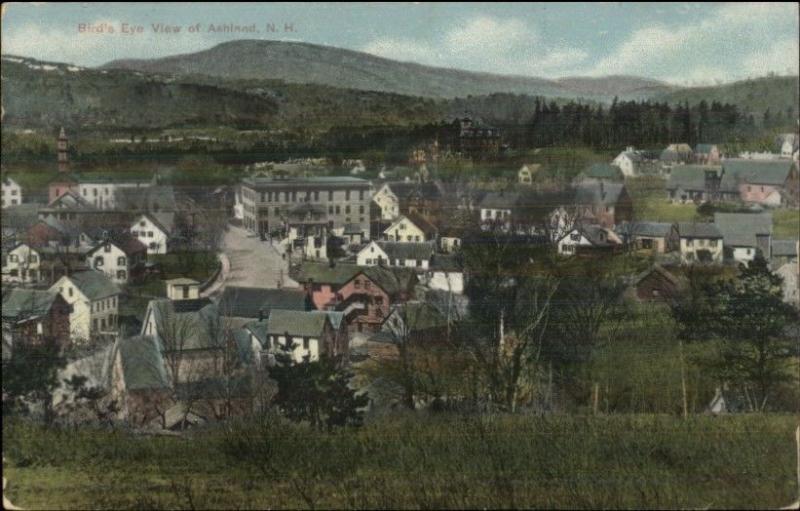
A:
[4,413,798,509]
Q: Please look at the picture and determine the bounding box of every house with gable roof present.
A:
[50,270,122,342]
[713,212,772,264]
[677,222,724,263]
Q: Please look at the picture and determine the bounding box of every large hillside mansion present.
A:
[240,175,372,238]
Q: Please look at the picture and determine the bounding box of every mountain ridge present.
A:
[99,39,677,101]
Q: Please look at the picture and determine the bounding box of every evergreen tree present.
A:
[268,344,369,431]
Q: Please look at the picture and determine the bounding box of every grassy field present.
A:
[4,413,798,510]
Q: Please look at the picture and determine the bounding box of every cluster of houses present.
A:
[2,127,799,428]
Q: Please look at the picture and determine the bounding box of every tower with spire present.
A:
[57,127,69,173]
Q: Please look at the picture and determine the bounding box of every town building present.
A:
[50,270,121,342]
[84,234,147,284]
[2,289,72,350]
[518,164,540,185]
[2,242,43,284]
[677,222,724,263]
[456,116,502,160]
[557,225,622,256]
[631,264,684,303]
[616,222,679,254]
[694,144,722,165]
[713,213,772,264]
[240,175,372,238]
[130,212,175,255]
[383,212,438,243]
[574,179,634,229]
[1,176,22,209]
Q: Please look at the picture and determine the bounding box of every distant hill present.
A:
[655,76,799,121]
[0,55,447,132]
[0,55,279,130]
[100,40,675,101]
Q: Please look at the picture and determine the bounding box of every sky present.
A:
[1,2,798,85]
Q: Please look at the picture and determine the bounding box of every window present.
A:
[374,296,383,305]
[147,231,154,238]
[710,240,718,248]
[149,242,157,250]
[140,221,146,227]
[335,206,341,214]
[117,257,127,266]
[415,236,420,242]
[117,270,127,280]
[94,256,104,267]
[365,281,371,289]
[345,205,351,214]
[29,254,38,263]
[328,205,334,214]
[93,319,98,331]
[183,286,189,299]
[346,190,351,200]
[328,190,333,201]
[9,254,18,262]
[314,191,319,201]
[359,205,365,214]
[570,233,581,241]
[104,244,111,253]
[68,287,73,298]
[303,338,310,350]
[354,278,361,289]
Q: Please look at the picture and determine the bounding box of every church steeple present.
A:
[57,127,69,173]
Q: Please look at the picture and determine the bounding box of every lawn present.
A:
[4,413,798,510]
[773,208,800,239]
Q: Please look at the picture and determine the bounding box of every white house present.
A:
[613,147,640,177]
[777,133,798,158]
[713,213,772,265]
[2,243,42,284]
[424,255,465,294]
[50,270,121,342]
[383,213,437,243]
[130,213,174,255]
[357,241,390,266]
[264,309,339,364]
[677,222,724,264]
[85,236,146,284]
[1,176,22,209]
[372,184,401,221]
[557,225,621,256]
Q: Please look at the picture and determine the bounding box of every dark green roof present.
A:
[722,159,795,186]
[266,309,330,338]
[2,289,60,319]
[713,213,772,248]
[117,336,170,391]
[218,286,309,318]
[378,241,435,261]
[360,266,417,296]
[62,270,122,301]
[585,163,622,180]
[147,299,223,351]
[772,239,798,258]
[666,165,721,191]
[387,302,448,332]
[677,222,722,239]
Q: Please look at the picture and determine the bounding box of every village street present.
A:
[218,225,299,290]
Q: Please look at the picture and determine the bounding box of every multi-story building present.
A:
[240,175,372,238]
[1,176,22,208]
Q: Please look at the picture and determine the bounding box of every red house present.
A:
[293,262,417,334]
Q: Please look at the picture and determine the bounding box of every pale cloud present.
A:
[2,20,220,66]
[741,38,800,78]
[362,14,579,77]
[588,2,799,82]
[443,16,533,54]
